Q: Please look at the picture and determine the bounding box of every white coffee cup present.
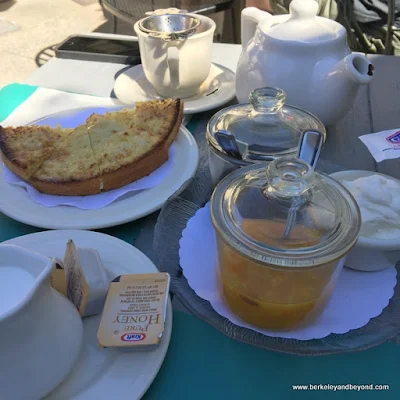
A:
[134,14,216,99]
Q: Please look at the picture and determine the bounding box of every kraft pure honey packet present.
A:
[97,273,170,349]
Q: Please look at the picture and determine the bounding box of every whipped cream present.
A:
[341,175,400,239]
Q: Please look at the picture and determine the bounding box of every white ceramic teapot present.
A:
[236,0,374,126]
[0,244,83,400]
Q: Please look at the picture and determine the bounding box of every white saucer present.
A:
[4,230,172,400]
[114,63,236,114]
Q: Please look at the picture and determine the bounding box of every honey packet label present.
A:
[49,258,68,297]
[63,239,90,317]
[97,273,170,348]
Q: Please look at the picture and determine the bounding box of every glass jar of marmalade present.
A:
[210,157,361,330]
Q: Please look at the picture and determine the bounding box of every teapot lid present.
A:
[264,0,344,43]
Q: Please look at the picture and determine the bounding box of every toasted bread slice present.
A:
[0,125,68,180]
[2,99,183,196]
[30,125,101,196]
[87,99,183,191]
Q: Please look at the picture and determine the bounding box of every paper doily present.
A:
[179,203,397,340]
[3,145,175,210]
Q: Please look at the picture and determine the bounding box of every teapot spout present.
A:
[340,53,374,85]
[241,7,272,48]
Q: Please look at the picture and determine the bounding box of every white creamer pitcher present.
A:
[0,244,83,400]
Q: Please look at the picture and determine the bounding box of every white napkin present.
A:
[3,145,176,210]
[1,87,122,128]
[1,86,190,128]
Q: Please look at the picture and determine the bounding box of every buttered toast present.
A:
[0,99,183,196]
[0,125,70,181]
[87,99,183,191]
[30,125,101,196]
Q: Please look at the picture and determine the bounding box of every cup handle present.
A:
[166,45,180,91]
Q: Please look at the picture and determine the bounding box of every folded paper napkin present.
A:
[0,83,190,127]
[0,83,122,127]
[3,145,175,210]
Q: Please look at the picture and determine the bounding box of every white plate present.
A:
[0,108,199,229]
[114,63,236,114]
[4,230,172,400]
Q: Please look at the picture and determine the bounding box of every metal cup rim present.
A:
[138,13,201,37]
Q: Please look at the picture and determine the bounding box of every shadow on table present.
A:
[35,44,58,67]
[0,0,16,13]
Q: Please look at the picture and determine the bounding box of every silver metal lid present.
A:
[138,13,201,41]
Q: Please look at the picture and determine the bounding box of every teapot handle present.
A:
[241,7,271,48]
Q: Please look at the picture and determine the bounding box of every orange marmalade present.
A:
[217,219,341,330]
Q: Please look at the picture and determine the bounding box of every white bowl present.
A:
[330,170,400,272]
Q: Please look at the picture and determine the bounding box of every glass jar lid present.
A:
[207,87,326,162]
[261,0,344,43]
[210,157,361,268]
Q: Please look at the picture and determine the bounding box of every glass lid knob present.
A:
[266,157,315,197]
[249,87,286,114]
[265,129,323,197]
